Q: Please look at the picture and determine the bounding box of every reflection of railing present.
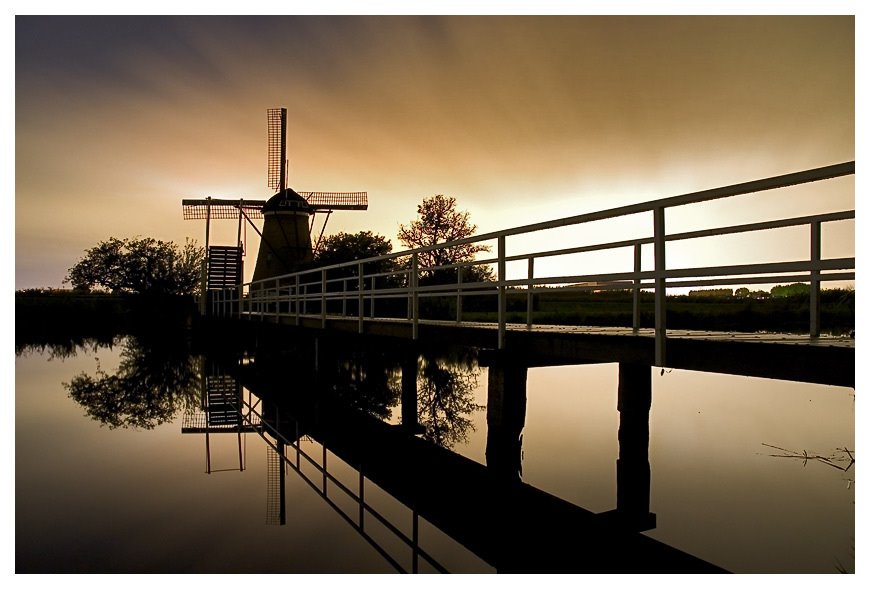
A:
[212,162,854,366]
[236,395,451,573]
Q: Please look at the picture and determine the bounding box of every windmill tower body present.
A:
[252,188,314,282]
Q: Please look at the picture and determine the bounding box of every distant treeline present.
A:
[475,286,854,335]
[15,289,197,352]
[687,283,816,299]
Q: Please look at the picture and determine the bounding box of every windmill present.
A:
[254,107,368,281]
[182,107,368,298]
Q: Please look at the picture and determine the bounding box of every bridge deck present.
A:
[235,313,854,387]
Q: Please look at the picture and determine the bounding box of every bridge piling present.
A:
[485,360,528,480]
[401,353,419,432]
[613,362,655,530]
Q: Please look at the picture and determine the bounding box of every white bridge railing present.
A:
[211,162,854,366]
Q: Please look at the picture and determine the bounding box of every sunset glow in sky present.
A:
[14,14,855,289]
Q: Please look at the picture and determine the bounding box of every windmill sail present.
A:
[182,199,266,220]
[267,107,287,192]
[301,192,368,210]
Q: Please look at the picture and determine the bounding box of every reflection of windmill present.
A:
[181,107,368,303]
[181,360,286,525]
[181,362,262,474]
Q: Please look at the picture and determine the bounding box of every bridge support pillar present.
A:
[612,362,655,530]
[485,362,528,481]
[401,354,420,432]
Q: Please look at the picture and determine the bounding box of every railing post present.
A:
[653,208,666,366]
[633,243,642,331]
[322,445,328,494]
[526,257,534,330]
[411,253,419,340]
[295,421,300,469]
[371,276,376,319]
[295,275,300,326]
[407,268,412,320]
[359,470,365,530]
[358,262,364,334]
[810,220,821,337]
[456,265,463,324]
[342,278,347,317]
[321,269,327,328]
[498,235,506,349]
[199,258,208,316]
[273,280,279,323]
[237,284,242,319]
[412,510,420,574]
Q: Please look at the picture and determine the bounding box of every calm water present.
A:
[15,332,854,573]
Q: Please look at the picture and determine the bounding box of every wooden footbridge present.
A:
[205,162,855,388]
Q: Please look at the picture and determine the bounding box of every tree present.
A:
[397,195,493,283]
[312,230,404,295]
[314,231,394,273]
[771,283,810,298]
[734,287,770,299]
[66,237,204,296]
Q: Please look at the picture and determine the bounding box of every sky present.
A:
[13,12,857,289]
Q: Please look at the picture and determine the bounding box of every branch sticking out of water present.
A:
[762,443,854,472]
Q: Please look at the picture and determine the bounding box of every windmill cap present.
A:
[262,188,311,213]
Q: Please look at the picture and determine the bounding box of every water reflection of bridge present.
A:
[184,346,727,573]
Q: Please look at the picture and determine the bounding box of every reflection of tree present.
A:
[417,351,484,449]
[329,353,401,421]
[250,339,484,449]
[16,335,123,361]
[64,336,200,429]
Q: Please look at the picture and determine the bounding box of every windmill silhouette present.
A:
[182,107,368,298]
